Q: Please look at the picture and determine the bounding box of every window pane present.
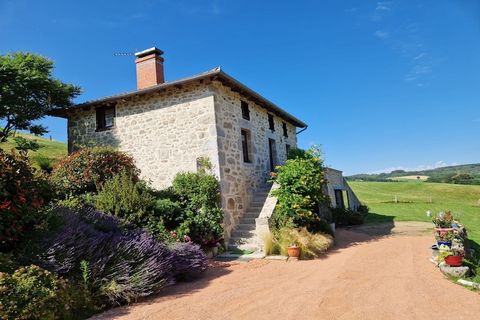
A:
[241,130,250,162]
[241,101,250,120]
[104,109,115,127]
[268,114,274,131]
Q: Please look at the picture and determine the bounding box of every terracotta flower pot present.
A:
[287,245,301,258]
[444,255,463,267]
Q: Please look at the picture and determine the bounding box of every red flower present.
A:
[14,194,27,205]
[0,201,11,210]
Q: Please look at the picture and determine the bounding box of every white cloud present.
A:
[369,161,459,174]
[376,1,393,11]
[414,52,426,60]
[374,30,390,39]
[369,2,437,86]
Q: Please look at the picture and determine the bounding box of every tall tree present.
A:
[0,52,81,142]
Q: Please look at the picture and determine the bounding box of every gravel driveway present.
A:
[92,222,480,320]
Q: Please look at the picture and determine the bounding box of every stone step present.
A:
[241,213,259,219]
[230,229,256,238]
[238,217,256,224]
[228,237,250,245]
[235,224,255,231]
[249,202,265,207]
[228,237,257,245]
[224,245,261,254]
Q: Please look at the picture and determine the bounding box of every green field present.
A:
[0,132,67,168]
[349,181,480,244]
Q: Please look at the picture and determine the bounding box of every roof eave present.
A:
[52,68,307,128]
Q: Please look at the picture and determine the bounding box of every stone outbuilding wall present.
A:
[324,168,361,211]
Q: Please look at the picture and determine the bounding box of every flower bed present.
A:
[429,210,479,286]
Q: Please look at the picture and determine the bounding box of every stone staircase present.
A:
[228,184,272,252]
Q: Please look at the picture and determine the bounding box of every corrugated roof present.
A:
[52,67,307,128]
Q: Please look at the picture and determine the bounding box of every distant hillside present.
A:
[0,132,67,169]
[346,164,480,185]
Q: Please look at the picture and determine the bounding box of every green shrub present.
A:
[348,213,365,225]
[332,207,365,226]
[0,150,51,251]
[35,155,54,174]
[175,207,224,246]
[0,265,70,320]
[0,253,17,274]
[267,228,333,259]
[173,172,220,210]
[357,204,370,215]
[153,198,183,230]
[56,193,86,210]
[172,172,223,246]
[271,146,329,231]
[94,171,155,224]
[51,146,139,195]
[287,147,308,160]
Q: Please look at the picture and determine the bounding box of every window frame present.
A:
[241,100,250,120]
[241,129,251,163]
[96,105,116,131]
[282,122,288,137]
[268,114,275,131]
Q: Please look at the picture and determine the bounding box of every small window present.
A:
[96,106,115,130]
[282,122,288,137]
[241,101,250,120]
[241,129,251,163]
[286,144,291,157]
[268,114,275,131]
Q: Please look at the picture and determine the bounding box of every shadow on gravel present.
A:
[322,213,433,259]
[90,261,233,319]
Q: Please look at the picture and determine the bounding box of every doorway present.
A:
[268,138,277,172]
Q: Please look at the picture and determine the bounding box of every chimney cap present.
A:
[134,47,164,58]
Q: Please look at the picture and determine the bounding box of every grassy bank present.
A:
[348,181,480,244]
[0,132,67,168]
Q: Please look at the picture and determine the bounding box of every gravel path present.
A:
[92,222,480,320]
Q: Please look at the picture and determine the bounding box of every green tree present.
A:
[271,146,329,230]
[0,52,81,142]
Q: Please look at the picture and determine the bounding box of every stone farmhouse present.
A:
[53,47,359,250]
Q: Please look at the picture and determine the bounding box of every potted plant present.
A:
[436,230,454,248]
[445,238,465,266]
[433,211,454,231]
[287,244,301,258]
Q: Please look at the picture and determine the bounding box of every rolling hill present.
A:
[347,164,480,185]
[0,132,67,168]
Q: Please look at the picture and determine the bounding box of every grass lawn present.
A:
[348,181,480,245]
[0,132,67,168]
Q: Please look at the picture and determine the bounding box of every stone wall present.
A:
[67,83,220,189]
[211,81,298,240]
[66,79,301,243]
[324,168,361,211]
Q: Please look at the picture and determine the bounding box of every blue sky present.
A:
[1,0,479,175]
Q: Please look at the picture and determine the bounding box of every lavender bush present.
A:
[171,242,208,280]
[40,207,208,306]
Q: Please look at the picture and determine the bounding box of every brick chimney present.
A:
[134,47,164,90]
